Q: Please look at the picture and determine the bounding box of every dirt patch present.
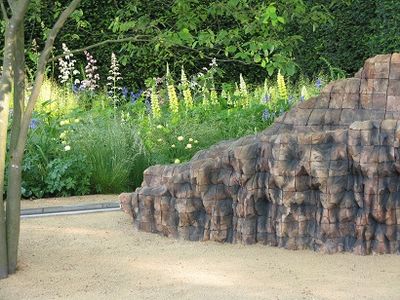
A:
[1,196,399,299]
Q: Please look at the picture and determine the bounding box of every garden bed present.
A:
[0,196,399,299]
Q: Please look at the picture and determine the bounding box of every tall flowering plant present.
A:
[277,70,288,101]
[166,63,179,114]
[107,52,123,109]
[180,66,193,109]
[58,43,80,86]
[81,50,100,91]
[239,73,249,108]
[151,84,161,119]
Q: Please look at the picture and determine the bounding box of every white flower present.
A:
[74,119,80,123]
[174,159,180,164]
[185,143,192,149]
[157,138,163,142]
[64,145,71,151]
[177,136,184,141]
[156,125,163,129]
[171,144,176,148]
[189,138,194,142]
[194,140,199,144]
[59,131,67,139]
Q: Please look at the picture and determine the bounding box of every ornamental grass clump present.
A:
[166,63,179,114]
[70,116,147,192]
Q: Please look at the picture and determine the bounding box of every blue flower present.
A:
[72,83,80,94]
[315,78,323,89]
[130,89,143,104]
[300,95,305,102]
[122,87,128,98]
[130,91,137,104]
[29,118,40,129]
[261,94,270,103]
[262,109,270,121]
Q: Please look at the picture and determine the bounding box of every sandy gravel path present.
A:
[0,198,399,299]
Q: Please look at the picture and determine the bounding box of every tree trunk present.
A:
[0,0,82,278]
[0,0,30,278]
[0,19,17,280]
[2,0,82,276]
[6,23,25,274]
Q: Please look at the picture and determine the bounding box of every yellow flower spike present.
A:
[166,63,179,114]
[202,90,210,107]
[151,84,161,119]
[210,88,218,105]
[233,83,240,107]
[301,85,309,101]
[263,78,269,95]
[181,66,193,109]
[277,70,288,101]
[227,94,233,106]
[167,83,179,114]
[239,73,249,108]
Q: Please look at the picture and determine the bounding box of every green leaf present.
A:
[226,45,237,53]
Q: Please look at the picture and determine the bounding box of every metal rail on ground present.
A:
[20,202,121,218]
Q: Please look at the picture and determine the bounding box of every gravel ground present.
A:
[0,196,399,300]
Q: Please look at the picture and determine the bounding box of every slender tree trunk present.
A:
[6,23,25,274]
[0,0,30,278]
[3,0,82,275]
[0,19,16,280]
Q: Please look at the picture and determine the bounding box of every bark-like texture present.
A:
[121,54,400,255]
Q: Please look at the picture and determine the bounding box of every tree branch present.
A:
[48,35,151,62]
[0,0,30,110]
[0,1,8,21]
[176,44,252,66]
[16,0,82,156]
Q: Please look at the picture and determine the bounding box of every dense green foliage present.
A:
[295,0,400,76]
[7,64,324,198]
[6,0,331,87]
[7,0,398,87]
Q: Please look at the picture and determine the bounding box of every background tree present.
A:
[0,0,82,279]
